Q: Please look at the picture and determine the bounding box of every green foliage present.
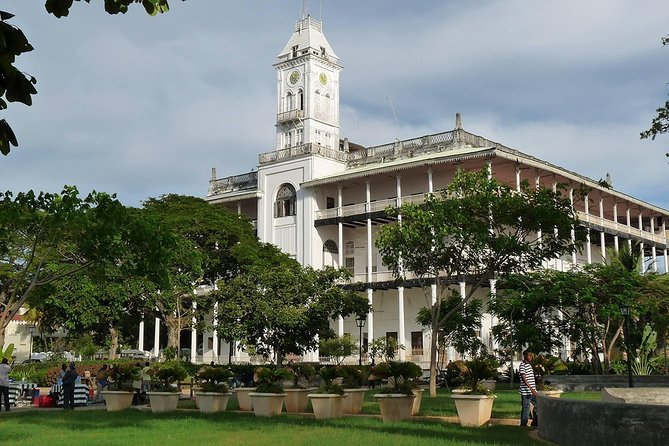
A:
[10,365,37,382]
[198,366,232,393]
[318,334,357,365]
[162,346,177,361]
[531,355,568,377]
[337,365,367,388]
[108,362,140,391]
[253,366,293,394]
[372,361,422,396]
[633,324,658,375]
[314,366,345,395]
[462,356,499,393]
[284,363,316,389]
[369,336,404,362]
[0,343,14,361]
[640,33,669,142]
[149,361,187,392]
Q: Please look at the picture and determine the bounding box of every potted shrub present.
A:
[194,365,233,413]
[372,361,422,422]
[103,362,140,412]
[339,365,368,415]
[308,366,347,420]
[450,356,499,427]
[248,366,293,417]
[533,354,566,398]
[146,361,187,413]
[283,363,316,413]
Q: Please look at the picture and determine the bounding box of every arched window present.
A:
[323,239,338,267]
[298,89,304,111]
[274,184,297,218]
[285,92,294,111]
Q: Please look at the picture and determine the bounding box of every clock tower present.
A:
[274,15,342,152]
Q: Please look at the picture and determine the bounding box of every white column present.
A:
[613,203,619,253]
[138,318,145,352]
[536,172,542,246]
[237,202,241,215]
[153,316,160,358]
[398,286,406,361]
[626,206,632,251]
[459,282,466,299]
[650,216,657,272]
[489,278,498,350]
[570,188,577,265]
[431,284,437,305]
[427,166,434,194]
[599,196,606,261]
[665,249,669,274]
[515,165,521,192]
[337,184,344,336]
[191,300,197,363]
[638,213,644,274]
[212,301,219,363]
[584,194,591,264]
[366,179,374,348]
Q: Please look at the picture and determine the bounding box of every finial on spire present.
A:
[301,0,310,19]
[455,112,462,129]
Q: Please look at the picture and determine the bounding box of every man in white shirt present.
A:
[0,358,12,412]
[519,349,538,427]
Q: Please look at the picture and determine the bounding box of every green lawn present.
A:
[2,410,544,446]
[0,388,600,445]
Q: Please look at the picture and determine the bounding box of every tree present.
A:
[216,259,369,364]
[0,1,174,155]
[140,194,259,351]
[641,34,669,158]
[0,186,140,347]
[376,168,582,396]
[318,334,357,365]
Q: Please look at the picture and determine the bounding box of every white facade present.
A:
[202,15,669,366]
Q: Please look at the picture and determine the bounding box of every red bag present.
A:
[38,396,55,407]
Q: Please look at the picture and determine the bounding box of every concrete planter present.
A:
[147,391,180,413]
[195,392,232,413]
[234,387,256,411]
[374,394,416,422]
[481,380,497,391]
[412,388,424,415]
[249,392,286,417]
[102,391,134,411]
[308,393,346,420]
[284,388,312,413]
[538,389,563,398]
[342,388,367,414]
[451,393,496,427]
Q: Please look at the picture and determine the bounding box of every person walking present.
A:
[95,364,109,402]
[61,363,78,410]
[519,350,538,427]
[0,358,12,412]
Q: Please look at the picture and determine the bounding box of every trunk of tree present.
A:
[0,326,5,351]
[589,341,603,374]
[108,325,119,360]
[429,317,439,397]
[165,313,181,350]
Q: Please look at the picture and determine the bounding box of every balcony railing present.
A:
[315,194,430,220]
[576,211,667,244]
[277,109,305,123]
[208,171,258,196]
[259,142,347,165]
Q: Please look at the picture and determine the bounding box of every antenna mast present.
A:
[301,0,310,19]
[386,96,401,140]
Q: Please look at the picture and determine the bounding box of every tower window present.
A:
[320,46,326,57]
[292,45,298,58]
[274,184,297,218]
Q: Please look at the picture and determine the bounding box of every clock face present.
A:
[319,72,328,86]
[289,70,300,85]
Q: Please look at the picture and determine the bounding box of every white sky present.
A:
[1,0,668,209]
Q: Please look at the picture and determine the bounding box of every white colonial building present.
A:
[196,15,669,367]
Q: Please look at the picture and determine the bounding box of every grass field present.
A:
[0,388,600,445]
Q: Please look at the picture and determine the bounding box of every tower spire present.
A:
[301,0,310,19]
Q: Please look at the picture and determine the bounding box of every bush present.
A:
[198,366,233,393]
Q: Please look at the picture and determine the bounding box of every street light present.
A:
[355,315,367,366]
[619,304,634,388]
[27,323,36,362]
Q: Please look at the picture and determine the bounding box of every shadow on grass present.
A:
[3,409,543,445]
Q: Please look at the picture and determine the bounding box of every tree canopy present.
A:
[376,168,583,396]
[0,1,176,155]
[640,34,669,158]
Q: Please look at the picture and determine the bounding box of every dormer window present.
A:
[292,45,298,58]
[320,46,326,57]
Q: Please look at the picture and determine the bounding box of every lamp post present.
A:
[27,323,36,362]
[619,304,634,388]
[355,315,366,366]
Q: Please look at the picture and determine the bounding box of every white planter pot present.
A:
[102,391,134,411]
[249,393,286,417]
[308,394,346,420]
[284,388,312,413]
[234,387,256,411]
[538,389,563,398]
[451,393,496,427]
[342,388,367,414]
[412,388,424,415]
[147,392,180,413]
[481,380,497,391]
[195,392,232,413]
[374,394,416,422]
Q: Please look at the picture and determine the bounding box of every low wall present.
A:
[547,375,669,391]
[538,395,669,446]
